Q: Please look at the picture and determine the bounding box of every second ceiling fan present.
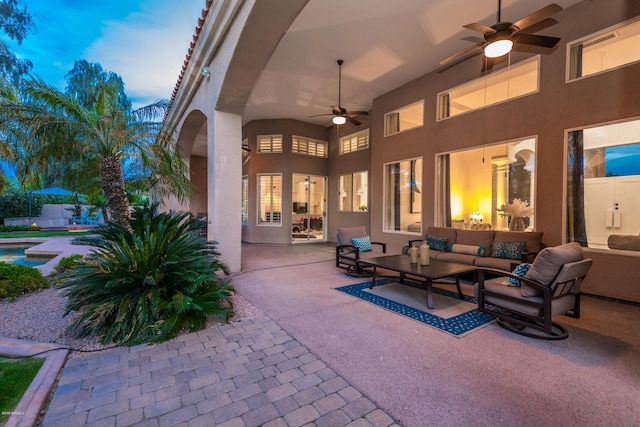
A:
[311,59,368,126]
[440,1,564,73]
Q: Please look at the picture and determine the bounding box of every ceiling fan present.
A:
[310,59,368,126]
[439,1,563,73]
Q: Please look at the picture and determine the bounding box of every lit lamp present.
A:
[484,39,513,58]
[332,115,346,125]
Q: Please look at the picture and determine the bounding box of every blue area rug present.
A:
[335,279,495,337]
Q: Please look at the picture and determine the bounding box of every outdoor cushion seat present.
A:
[474,242,592,340]
[336,226,386,276]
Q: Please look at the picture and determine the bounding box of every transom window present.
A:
[292,136,327,157]
[340,129,369,155]
[257,135,282,153]
[384,101,424,136]
[568,17,640,81]
[437,56,539,120]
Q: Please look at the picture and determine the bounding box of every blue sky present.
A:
[11,0,203,108]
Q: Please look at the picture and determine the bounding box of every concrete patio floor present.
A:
[3,240,640,426]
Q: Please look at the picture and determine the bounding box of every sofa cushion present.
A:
[522,242,583,297]
[426,226,457,246]
[474,257,517,271]
[493,231,544,255]
[607,234,640,251]
[455,230,495,256]
[351,236,372,252]
[437,252,477,265]
[426,235,448,251]
[492,241,527,260]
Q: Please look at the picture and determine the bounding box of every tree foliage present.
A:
[0,0,34,86]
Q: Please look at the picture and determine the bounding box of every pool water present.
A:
[0,246,51,267]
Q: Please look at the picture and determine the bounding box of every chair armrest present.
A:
[337,244,360,258]
[371,242,386,253]
[521,251,538,263]
[476,268,552,297]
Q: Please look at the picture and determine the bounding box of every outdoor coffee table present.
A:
[358,255,477,309]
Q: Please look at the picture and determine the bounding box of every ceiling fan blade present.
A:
[440,43,483,65]
[463,23,496,34]
[515,33,561,48]
[309,113,334,118]
[345,116,361,126]
[513,3,562,32]
[345,110,368,116]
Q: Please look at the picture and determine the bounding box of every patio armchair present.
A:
[474,242,592,340]
[336,226,386,277]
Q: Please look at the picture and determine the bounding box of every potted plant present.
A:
[498,198,533,231]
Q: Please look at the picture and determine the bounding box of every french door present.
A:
[292,174,326,242]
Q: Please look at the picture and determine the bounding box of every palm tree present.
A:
[0,77,192,226]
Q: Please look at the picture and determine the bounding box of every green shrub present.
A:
[57,203,234,345]
[0,193,44,223]
[0,263,49,300]
[54,254,83,273]
[0,224,42,232]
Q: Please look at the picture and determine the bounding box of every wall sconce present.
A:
[201,66,211,78]
[341,190,347,197]
[356,188,363,196]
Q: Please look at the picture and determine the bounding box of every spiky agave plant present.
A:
[57,203,233,345]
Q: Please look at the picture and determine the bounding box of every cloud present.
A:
[83,0,203,107]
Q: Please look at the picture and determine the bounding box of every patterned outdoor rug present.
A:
[335,278,495,337]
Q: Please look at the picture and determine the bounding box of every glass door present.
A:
[292,174,326,242]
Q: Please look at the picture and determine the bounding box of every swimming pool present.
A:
[0,246,52,267]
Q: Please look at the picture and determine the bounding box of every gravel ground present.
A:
[0,285,262,358]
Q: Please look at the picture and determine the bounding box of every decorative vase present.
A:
[419,241,430,266]
[408,246,419,264]
[509,216,525,231]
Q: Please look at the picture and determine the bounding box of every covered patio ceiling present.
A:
[190,0,583,156]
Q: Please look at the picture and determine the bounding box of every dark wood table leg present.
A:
[425,278,434,309]
[455,274,464,299]
[369,266,378,289]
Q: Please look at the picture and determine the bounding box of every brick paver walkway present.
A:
[41,316,398,427]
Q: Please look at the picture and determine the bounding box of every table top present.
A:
[358,254,477,279]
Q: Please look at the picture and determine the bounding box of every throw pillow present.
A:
[426,235,448,252]
[492,241,527,260]
[449,244,486,257]
[351,235,373,252]
[508,263,531,287]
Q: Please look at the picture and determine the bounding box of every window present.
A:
[383,158,422,233]
[340,129,369,154]
[566,119,640,249]
[339,171,368,212]
[292,136,327,157]
[242,138,249,157]
[568,17,640,81]
[437,56,539,120]
[384,101,424,136]
[436,139,536,230]
[241,175,248,224]
[258,174,282,225]
[257,135,282,153]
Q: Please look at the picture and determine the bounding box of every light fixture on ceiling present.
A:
[484,39,513,58]
[332,115,347,125]
[201,66,211,78]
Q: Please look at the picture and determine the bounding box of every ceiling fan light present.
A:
[484,39,513,58]
[332,115,347,125]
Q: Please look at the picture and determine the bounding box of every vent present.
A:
[583,32,618,48]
